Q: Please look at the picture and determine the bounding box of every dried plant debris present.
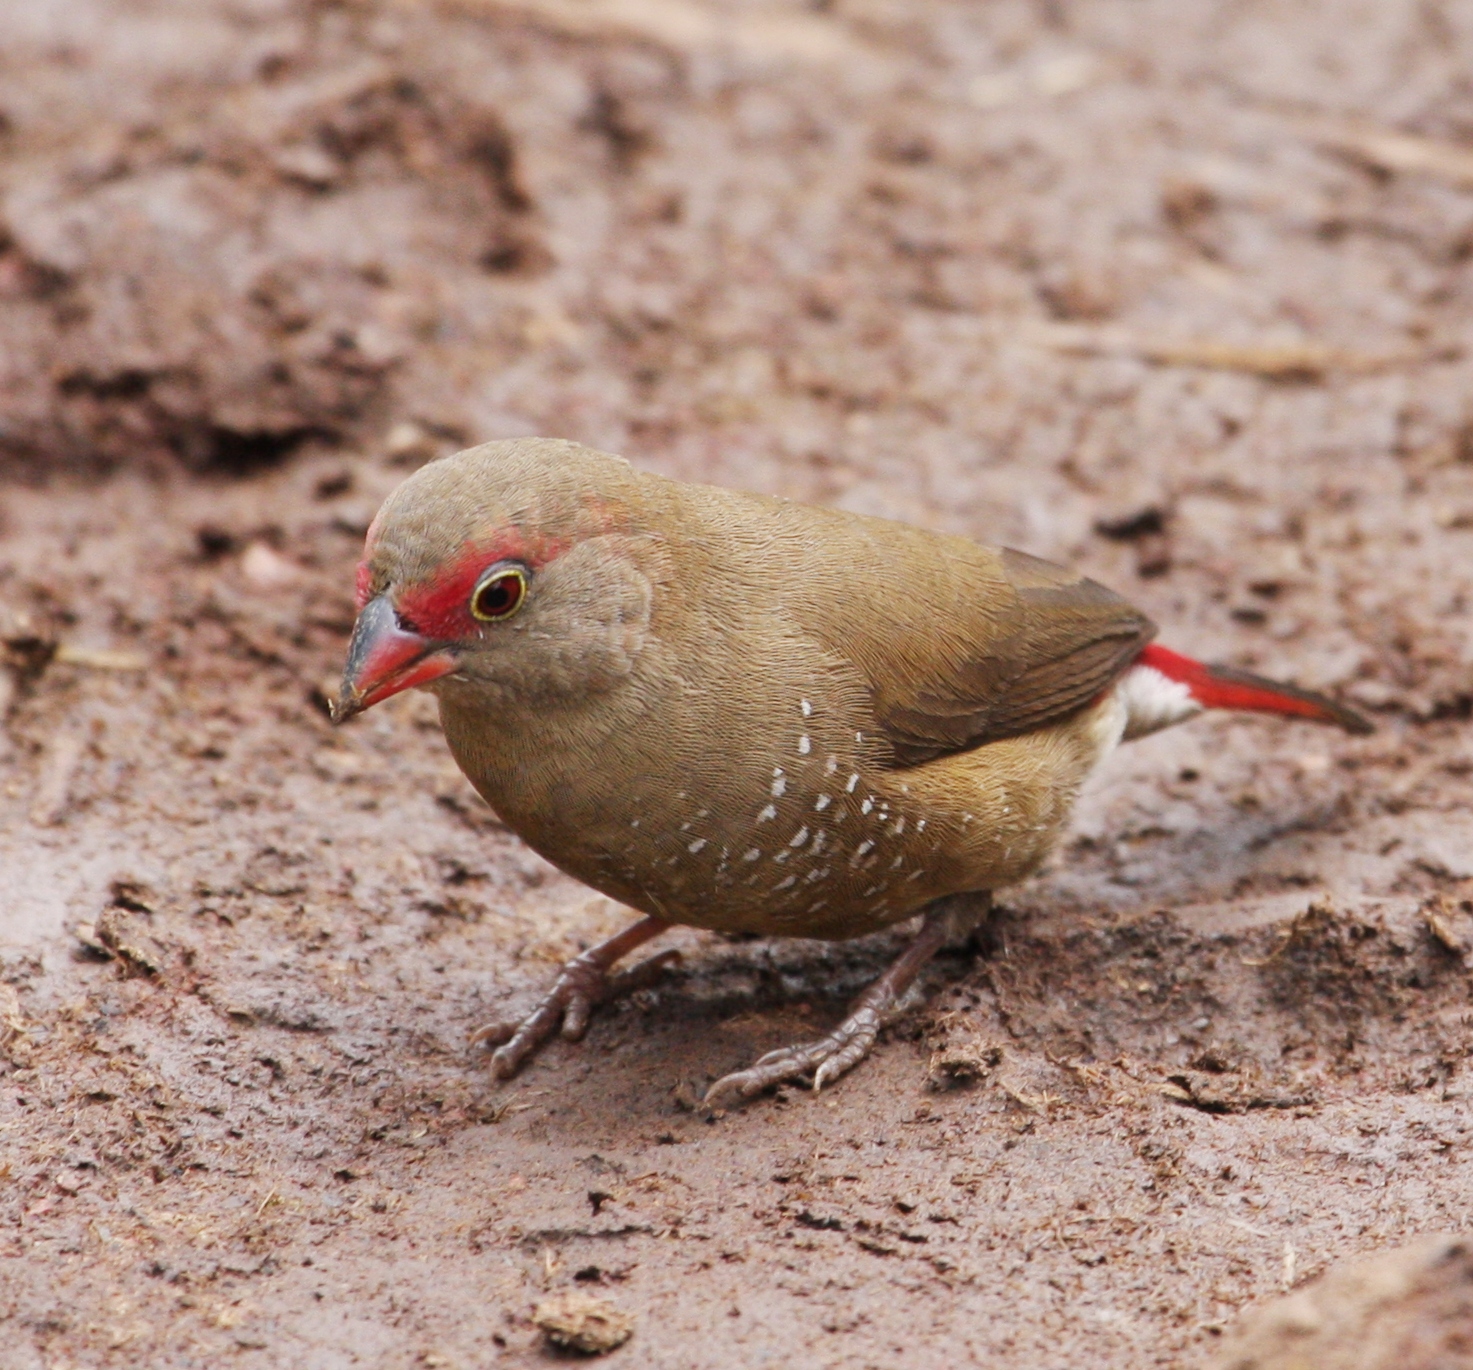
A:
[1423,893,1473,967]
[0,984,28,1059]
[1157,1070,1313,1115]
[74,903,167,978]
[532,1292,635,1355]
[925,1038,1003,1091]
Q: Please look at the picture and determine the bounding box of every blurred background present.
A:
[5,2,1473,1367]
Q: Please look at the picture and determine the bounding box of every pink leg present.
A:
[472,916,675,1079]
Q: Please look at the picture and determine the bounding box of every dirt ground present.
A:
[6,0,1473,1365]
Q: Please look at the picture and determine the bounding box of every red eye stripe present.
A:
[394,533,566,639]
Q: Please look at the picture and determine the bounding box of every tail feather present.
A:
[1137,644,1373,735]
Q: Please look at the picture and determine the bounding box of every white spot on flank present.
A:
[860,798,873,815]
[679,822,691,832]
[688,838,707,853]
[846,773,860,793]
[789,827,810,847]
[890,855,904,869]
[810,831,827,854]
[743,848,761,862]
[774,850,790,864]
[757,804,777,823]
[801,699,813,717]
[855,839,876,858]
[906,869,927,881]
[916,819,926,832]
[825,755,839,774]
[630,819,640,828]
[773,875,797,892]
[814,795,831,812]
[798,735,811,754]
[806,867,829,883]
[891,817,906,835]
[771,773,787,798]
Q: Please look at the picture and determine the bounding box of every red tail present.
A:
[1139,644,1372,735]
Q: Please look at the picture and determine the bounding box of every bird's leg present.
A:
[472,916,676,1080]
[704,892,990,1108]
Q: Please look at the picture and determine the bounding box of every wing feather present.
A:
[792,540,1155,766]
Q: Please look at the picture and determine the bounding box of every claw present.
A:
[703,1020,878,1108]
[468,1020,517,1049]
[469,916,671,1080]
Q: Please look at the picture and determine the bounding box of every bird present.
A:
[332,437,1371,1106]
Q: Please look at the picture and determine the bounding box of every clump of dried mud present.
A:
[5,1,1473,1367]
[1206,1234,1473,1370]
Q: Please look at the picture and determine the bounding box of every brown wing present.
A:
[779,522,1156,766]
[869,548,1155,764]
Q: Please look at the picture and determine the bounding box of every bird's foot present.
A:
[702,987,916,1107]
[702,890,990,1109]
[471,916,673,1080]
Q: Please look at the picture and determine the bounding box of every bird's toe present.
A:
[810,1027,878,1092]
[468,1020,518,1049]
[703,1050,815,1107]
[472,939,679,1078]
[705,1002,891,1106]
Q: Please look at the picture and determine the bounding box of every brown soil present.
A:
[5,1,1473,1366]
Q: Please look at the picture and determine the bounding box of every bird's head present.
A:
[332,439,660,723]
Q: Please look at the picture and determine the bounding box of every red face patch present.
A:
[392,530,569,640]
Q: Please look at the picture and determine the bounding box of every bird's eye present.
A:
[470,565,528,622]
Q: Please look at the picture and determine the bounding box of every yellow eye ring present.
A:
[470,565,528,622]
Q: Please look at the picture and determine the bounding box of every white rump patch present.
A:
[1117,663,1203,741]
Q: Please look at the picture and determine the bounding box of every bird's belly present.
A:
[446,694,1126,941]
[502,777,910,939]
[483,764,1081,941]
[461,755,943,939]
